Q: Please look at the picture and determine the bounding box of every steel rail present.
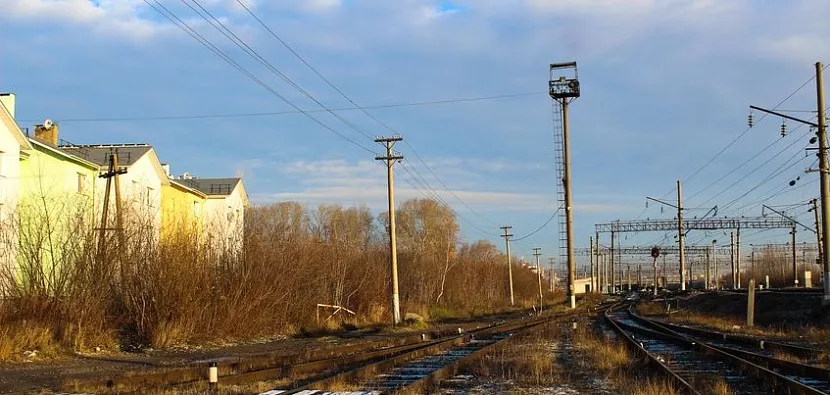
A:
[603,304,700,394]
[637,313,823,359]
[615,305,827,394]
[276,312,576,394]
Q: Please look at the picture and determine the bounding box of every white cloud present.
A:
[0,0,168,39]
[254,159,621,213]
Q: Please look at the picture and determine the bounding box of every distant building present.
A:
[160,167,207,245]
[0,93,31,287]
[175,176,248,257]
[59,143,170,245]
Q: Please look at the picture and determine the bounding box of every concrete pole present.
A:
[533,247,543,312]
[589,236,595,293]
[595,232,601,293]
[706,248,711,290]
[500,226,514,306]
[731,232,736,289]
[637,264,642,289]
[678,180,686,291]
[602,253,609,294]
[549,257,556,292]
[562,101,577,309]
[747,279,756,327]
[751,251,755,282]
[627,265,631,291]
[812,198,824,267]
[736,227,742,289]
[815,62,830,305]
[376,138,404,325]
[610,231,616,294]
[792,226,799,287]
[653,256,658,296]
[712,240,717,289]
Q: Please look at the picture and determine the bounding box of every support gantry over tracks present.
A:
[594,216,796,290]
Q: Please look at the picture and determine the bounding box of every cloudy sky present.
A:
[2,0,829,267]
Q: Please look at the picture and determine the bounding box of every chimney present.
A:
[161,163,171,178]
[33,122,58,146]
[0,93,15,117]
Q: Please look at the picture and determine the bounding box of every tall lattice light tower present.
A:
[549,62,580,308]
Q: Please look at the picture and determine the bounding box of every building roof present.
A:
[0,94,33,151]
[58,144,152,167]
[28,138,99,170]
[174,177,242,196]
[169,179,207,199]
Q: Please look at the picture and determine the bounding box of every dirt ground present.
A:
[0,310,536,394]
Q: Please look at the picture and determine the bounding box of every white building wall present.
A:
[93,152,163,244]
[0,97,23,291]
[203,185,245,257]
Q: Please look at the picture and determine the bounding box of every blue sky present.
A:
[2,0,829,269]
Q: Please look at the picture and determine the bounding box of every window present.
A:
[76,172,87,194]
[193,201,201,218]
[132,181,139,202]
[146,187,154,207]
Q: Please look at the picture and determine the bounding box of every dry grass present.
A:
[616,377,681,395]
[0,198,554,363]
[635,301,667,317]
[571,325,687,395]
[572,325,629,373]
[666,311,830,348]
[464,323,563,386]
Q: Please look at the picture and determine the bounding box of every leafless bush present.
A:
[0,197,547,358]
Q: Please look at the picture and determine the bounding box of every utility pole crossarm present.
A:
[749,105,819,128]
[762,204,816,233]
[646,196,680,210]
[683,205,718,236]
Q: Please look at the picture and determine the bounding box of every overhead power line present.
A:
[19,92,545,124]
[230,0,502,229]
[141,0,378,154]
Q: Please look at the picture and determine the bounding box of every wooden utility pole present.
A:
[97,152,127,259]
[375,136,403,325]
[500,226,515,306]
[533,247,543,312]
[677,180,686,291]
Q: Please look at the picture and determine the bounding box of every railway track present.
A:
[267,305,602,394]
[607,301,830,394]
[62,309,556,393]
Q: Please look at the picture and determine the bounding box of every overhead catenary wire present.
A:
[17,91,546,124]
[180,0,377,142]
[141,0,378,154]
[230,0,502,229]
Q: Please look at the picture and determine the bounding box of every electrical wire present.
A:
[231,0,503,228]
[19,92,546,124]
[141,0,378,154]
